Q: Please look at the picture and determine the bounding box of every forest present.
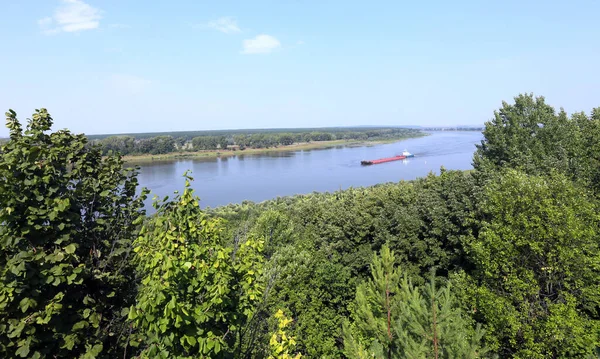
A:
[0,93,599,359]
[88,127,425,156]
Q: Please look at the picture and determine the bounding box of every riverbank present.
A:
[122,135,427,163]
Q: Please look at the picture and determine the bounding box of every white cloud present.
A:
[242,34,281,54]
[109,74,151,95]
[38,0,102,34]
[206,17,241,34]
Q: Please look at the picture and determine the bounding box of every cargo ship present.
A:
[361,150,413,165]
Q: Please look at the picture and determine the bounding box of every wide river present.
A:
[133,131,483,209]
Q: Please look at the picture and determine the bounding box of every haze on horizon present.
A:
[1,0,599,137]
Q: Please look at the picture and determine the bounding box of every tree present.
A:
[128,174,265,358]
[473,94,553,178]
[472,94,592,188]
[0,109,148,358]
[137,136,175,154]
[98,135,136,155]
[460,169,600,358]
[218,136,229,150]
[343,245,486,359]
[193,136,220,151]
[278,134,294,146]
[268,310,302,359]
[233,134,250,149]
[151,136,176,154]
[264,246,353,358]
[572,108,600,193]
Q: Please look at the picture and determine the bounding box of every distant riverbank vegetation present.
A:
[1,94,600,358]
[88,127,426,157]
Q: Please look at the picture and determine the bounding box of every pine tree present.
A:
[343,245,486,359]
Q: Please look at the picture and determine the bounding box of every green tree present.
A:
[0,109,147,358]
[193,136,220,151]
[471,94,594,188]
[572,108,600,193]
[128,174,264,358]
[268,310,302,359]
[98,135,136,155]
[473,94,557,176]
[137,136,175,154]
[218,136,229,150]
[460,169,600,358]
[344,245,486,359]
[268,309,302,359]
[233,134,250,149]
[265,246,353,358]
[278,134,295,146]
[152,135,176,154]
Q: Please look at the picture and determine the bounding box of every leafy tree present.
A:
[268,310,302,359]
[381,170,480,278]
[152,135,176,154]
[265,246,353,358]
[572,108,600,193]
[473,94,557,176]
[0,109,147,358]
[218,136,229,150]
[278,134,295,146]
[193,136,220,151]
[343,245,486,359]
[249,210,298,258]
[471,93,600,191]
[128,174,264,358]
[233,134,250,150]
[459,169,600,358]
[137,136,175,154]
[97,135,136,155]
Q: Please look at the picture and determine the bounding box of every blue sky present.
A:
[1,0,599,136]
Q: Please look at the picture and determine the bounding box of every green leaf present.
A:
[120,307,129,317]
[185,335,197,346]
[19,297,31,312]
[65,243,77,254]
[72,321,89,331]
[15,343,30,358]
[89,343,103,356]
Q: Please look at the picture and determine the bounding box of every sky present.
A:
[1,0,599,136]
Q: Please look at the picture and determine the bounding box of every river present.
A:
[132,131,483,209]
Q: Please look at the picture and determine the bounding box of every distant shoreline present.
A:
[122,135,427,163]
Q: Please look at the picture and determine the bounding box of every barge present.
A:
[361,150,414,165]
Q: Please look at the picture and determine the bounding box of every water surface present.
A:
[133,131,483,208]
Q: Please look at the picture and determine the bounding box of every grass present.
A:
[122,136,426,163]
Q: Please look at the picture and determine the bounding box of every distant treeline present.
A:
[89,127,424,156]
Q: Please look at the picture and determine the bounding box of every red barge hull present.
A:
[361,155,406,165]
